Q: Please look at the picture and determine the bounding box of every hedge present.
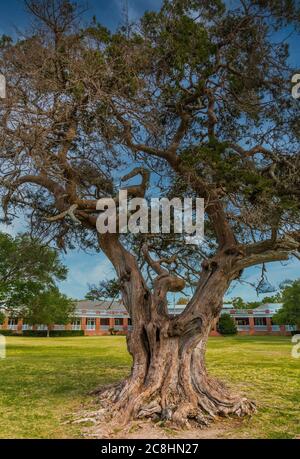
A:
[22,330,85,337]
[0,330,14,336]
[291,330,300,336]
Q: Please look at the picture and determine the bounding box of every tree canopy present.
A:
[86,279,121,302]
[0,232,67,313]
[217,313,238,335]
[273,279,300,329]
[24,286,75,333]
[0,0,299,427]
[0,310,5,325]
[0,0,299,280]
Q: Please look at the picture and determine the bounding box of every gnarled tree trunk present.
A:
[95,235,256,426]
[96,313,255,427]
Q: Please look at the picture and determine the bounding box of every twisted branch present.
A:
[45,204,81,224]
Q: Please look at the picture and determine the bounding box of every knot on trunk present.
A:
[202,260,218,272]
[224,245,245,257]
[168,315,203,338]
[120,268,131,283]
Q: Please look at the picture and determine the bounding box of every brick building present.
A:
[210,303,295,336]
[0,300,296,336]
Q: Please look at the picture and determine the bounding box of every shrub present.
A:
[0,329,13,336]
[22,330,84,337]
[50,330,84,337]
[217,313,238,335]
[291,330,300,336]
[22,330,46,337]
[0,311,5,325]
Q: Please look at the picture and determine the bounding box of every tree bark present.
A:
[93,246,256,426]
[96,314,255,426]
[91,232,257,426]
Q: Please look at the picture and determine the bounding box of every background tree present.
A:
[261,294,283,304]
[86,279,121,302]
[217,314,238,336]
[0,311,5,325]
[273,280,300,331]
[24,287,75,337]
[0,232,67,314]
[245,301,261,309]
[232,297,247,309]
[0,0,300,427]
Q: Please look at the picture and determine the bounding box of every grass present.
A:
[0,335,299,439]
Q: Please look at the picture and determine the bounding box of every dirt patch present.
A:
[86,419,242,439]
[71,404,246,439]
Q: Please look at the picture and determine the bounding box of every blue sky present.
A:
[0,0,299,302]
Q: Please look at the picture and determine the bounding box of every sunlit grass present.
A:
[206,336,300,438]
[0,335,299,438]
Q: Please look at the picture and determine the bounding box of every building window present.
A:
[254,317,267,326]
[8,318,18,330]
[53,325,65,331]
[115,318,124,326]
[37,324,48,331]
[128,318,132,326]
[235,318,249,326]
[72,320,81,331]
[87,319,96,330]
[100,318,110,326]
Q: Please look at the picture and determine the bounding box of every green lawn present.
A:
[0,335,299,439]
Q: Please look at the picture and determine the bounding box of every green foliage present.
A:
[0,310,5,325]
[86,279,121,301]
[85,22,111,44]
[0,232,68,313]
[232,297,247,309]
[0,329,13,336]
[230,294,282,310]
[23,287,75,329]
[22,330,84,337]
[0,0,299,305]
[218,313,238,335]
[261,294,282,304]
[246,301,261,309]
[142,4,216,83]
[272,280,300,329]
[0,34,12,48]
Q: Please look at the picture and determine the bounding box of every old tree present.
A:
[0,0,300,426]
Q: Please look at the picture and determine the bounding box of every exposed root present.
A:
[82,335,256,433]
[85,376,256,431]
